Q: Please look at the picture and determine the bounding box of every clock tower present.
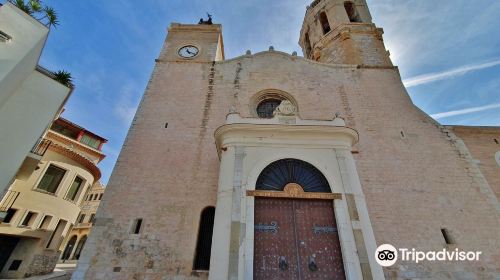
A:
[159,23,224,63]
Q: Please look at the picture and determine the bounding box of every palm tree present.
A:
[8,0,59,28]
[53,71,73,87]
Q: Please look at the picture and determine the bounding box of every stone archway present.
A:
[73,235,87,260]
[61,235,77,260]
[252,159,346,280]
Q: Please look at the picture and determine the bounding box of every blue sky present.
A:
[32,0,500,184]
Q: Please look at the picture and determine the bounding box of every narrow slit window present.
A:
[193,207,215,271]
[46,219,67,249]
[319,12,331,34]
[344,2,362,23]
[66,176,84,201]
[494,138,499,144]
[132,218,143,234]
[39,215,52,229]
[20,211,36,227]
[2,208,17,224]
[78,214,85,224]
[441,228,454,244]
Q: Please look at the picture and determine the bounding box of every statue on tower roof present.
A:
[198,13,213,25]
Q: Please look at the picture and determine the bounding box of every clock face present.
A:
[178,45,199,58]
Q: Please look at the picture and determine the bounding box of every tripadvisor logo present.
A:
[375,244,482,267]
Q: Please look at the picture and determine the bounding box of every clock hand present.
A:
[186,49,193,55]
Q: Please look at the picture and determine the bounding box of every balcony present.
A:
[0,190,20,212]
[30,138,51,157]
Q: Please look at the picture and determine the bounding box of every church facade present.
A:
[73,0,500,279]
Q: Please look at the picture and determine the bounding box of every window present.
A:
[8,260,22,271]
[98,193,103,200]
[494,138,499,144]
[193,207,215,271]
[80,134,101,149]
[256,158,330,192]
[50,122,79,139]
[37,165,66,194]
[344,2,362,22]
[78,214,85,224]
[46,219,67,249]
[39,215,52,229]
[66,177,84,201]
[0,30,12,42]
[441,228,455,244]
[319,12,331,34]
[131,218,143,234]
[257,99,282,118]
[2,208,17,224]
[89,214,96,224]
[20,211,37,227]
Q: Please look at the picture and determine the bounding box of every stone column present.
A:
[209,146,236,280]
[336,149,385,279]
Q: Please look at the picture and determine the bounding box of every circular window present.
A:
[256,99,282,118]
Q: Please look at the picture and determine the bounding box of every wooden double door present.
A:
[254,198,345,280]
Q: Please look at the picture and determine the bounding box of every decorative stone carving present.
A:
[273,100,297,116]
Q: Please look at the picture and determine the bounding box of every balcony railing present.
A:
[31,138,51,157]
[74,222,93,229]
[0,190,20,212]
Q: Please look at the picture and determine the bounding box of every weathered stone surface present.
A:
[74,2,500,279]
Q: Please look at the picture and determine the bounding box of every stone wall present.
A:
[74,48,500,279]
[450,126,500,201]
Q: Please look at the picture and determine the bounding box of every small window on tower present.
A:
[256,99,282,118]
[319,12,331,34]
[131,218,143,234]
[344,2,362,23]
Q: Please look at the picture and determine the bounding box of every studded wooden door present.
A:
[254,198,345,280]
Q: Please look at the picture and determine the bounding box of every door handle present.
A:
[279,256,288,271]
[308,255,318,272]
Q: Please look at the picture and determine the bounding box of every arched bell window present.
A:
[256,159,331,192]
[319,12,331,34]
[344,2,362,23]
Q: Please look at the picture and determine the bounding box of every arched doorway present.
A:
[72,235,87,260]
[253,159,345,279]
[61,235,77,260]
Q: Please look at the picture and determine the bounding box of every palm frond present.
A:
[53,70,73,87]
[43,6,59,27]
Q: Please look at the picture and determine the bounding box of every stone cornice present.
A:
[214,122,359,157]
[168,23,222,33]
[46,131,105,162]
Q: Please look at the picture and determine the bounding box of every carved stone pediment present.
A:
[274,100,297,116]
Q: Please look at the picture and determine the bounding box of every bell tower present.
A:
[299,0,392,66]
